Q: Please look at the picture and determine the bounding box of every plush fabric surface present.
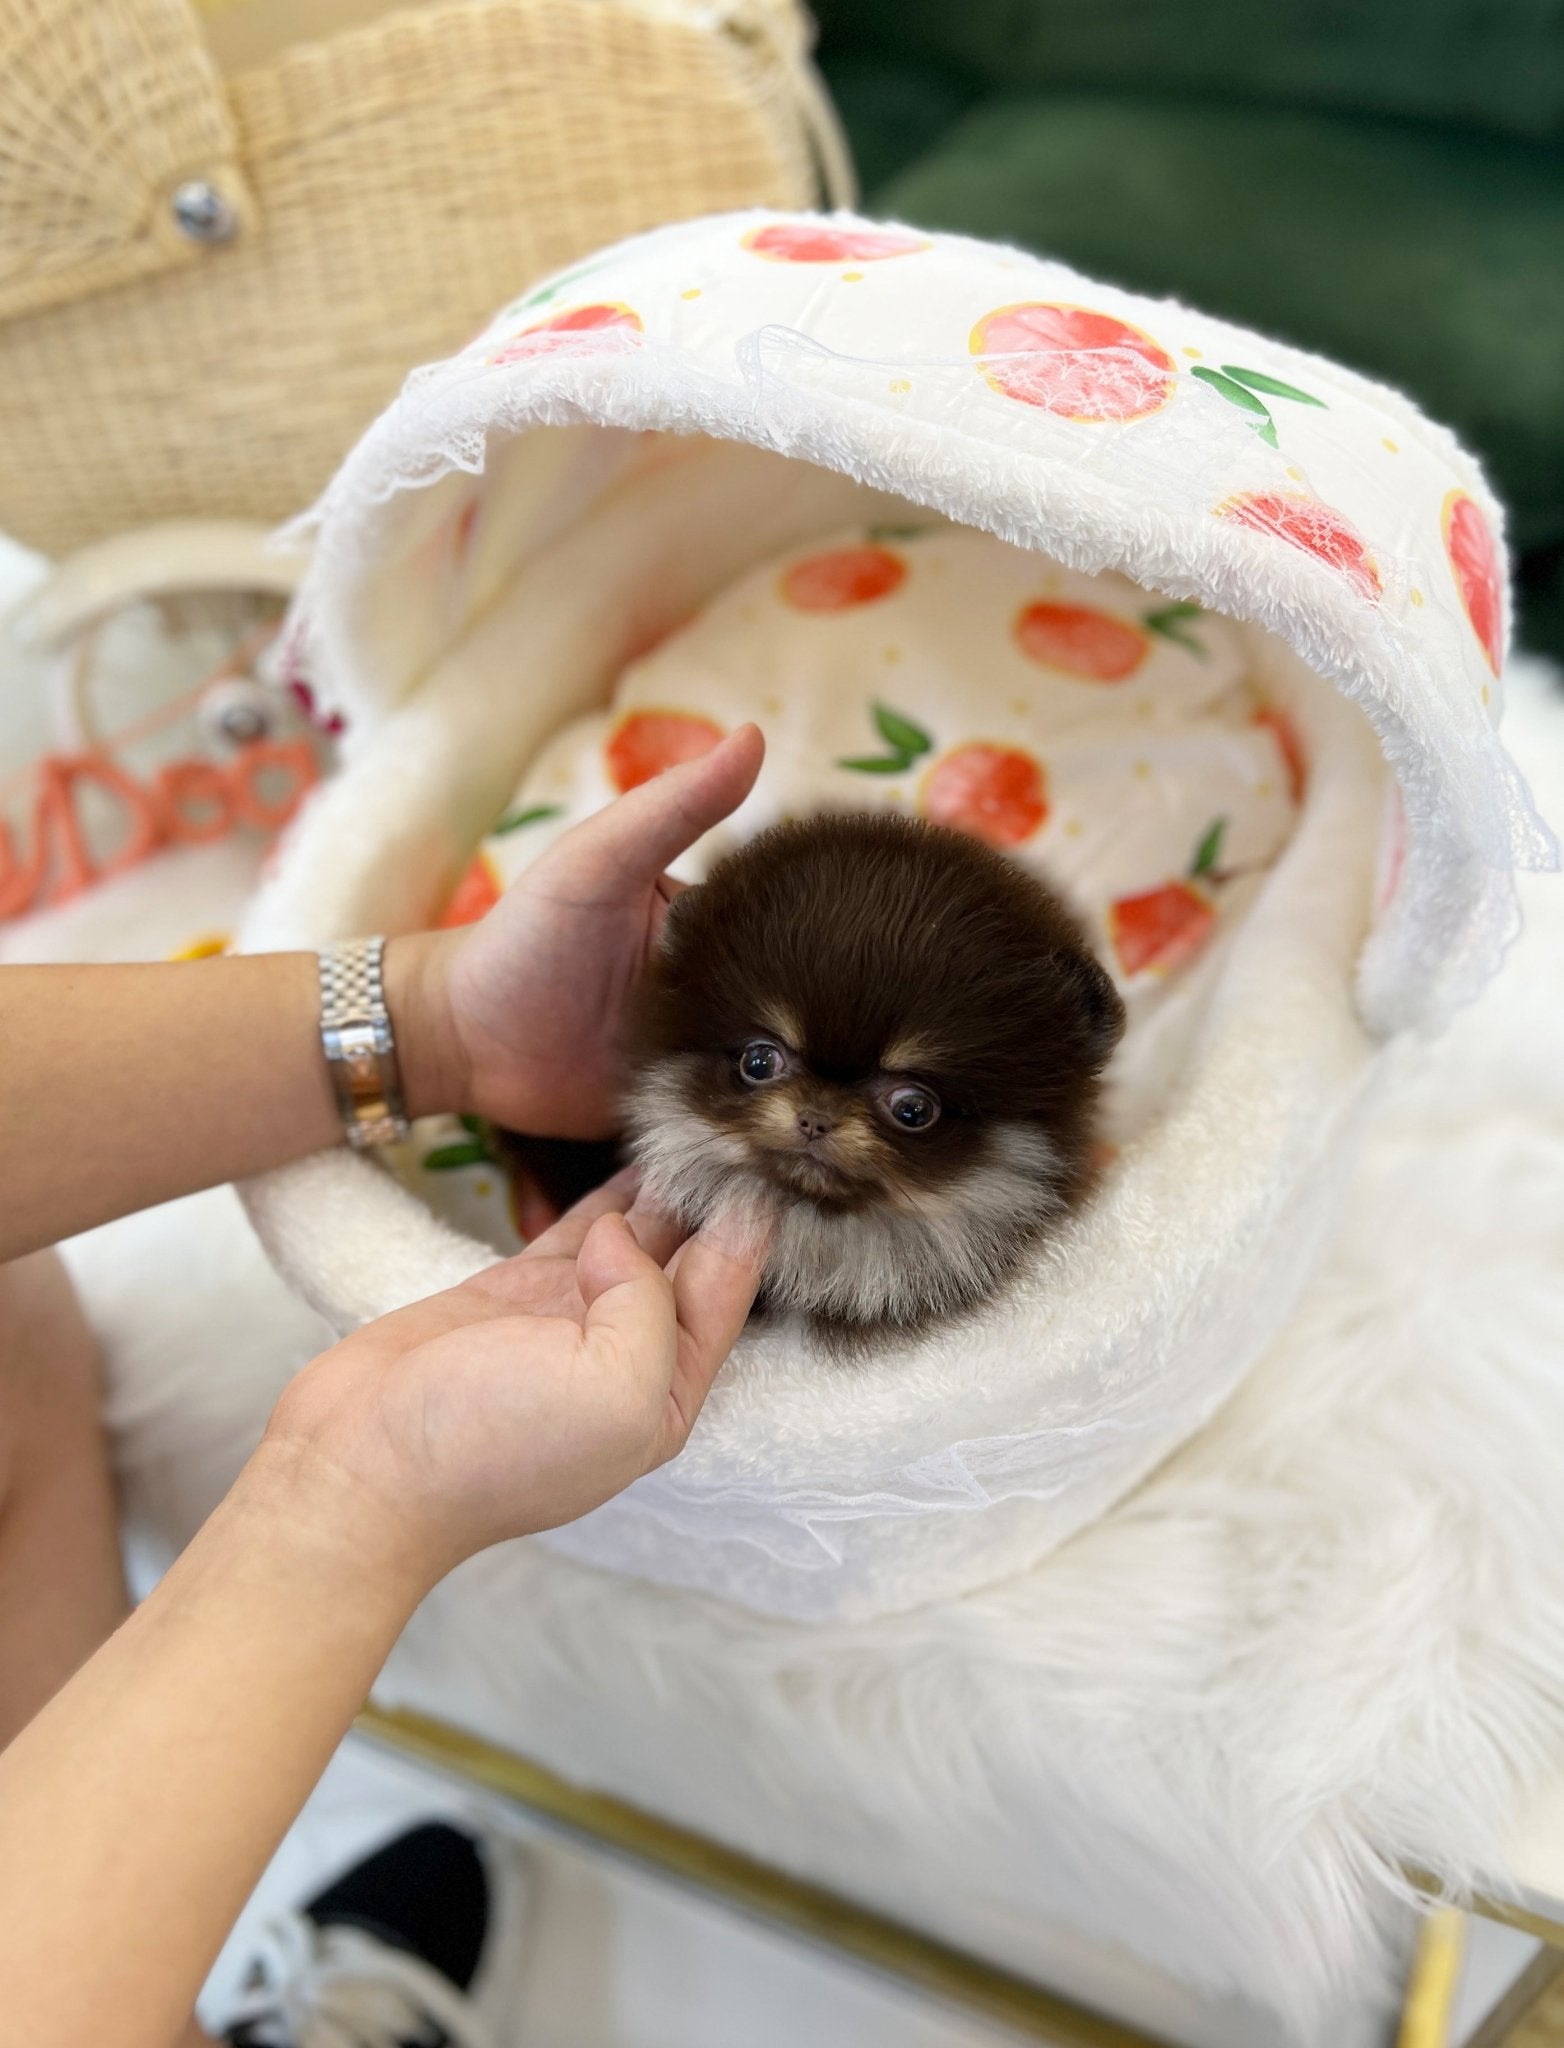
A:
[381,660,1564,2020]
[238,209,1545,1621]
[273,208,1547,1027]
[875,96,1564,558]
[49,661,1564,2037]
[485,523,1297,965]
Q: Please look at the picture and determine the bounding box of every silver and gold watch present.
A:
[317,936,410,1149]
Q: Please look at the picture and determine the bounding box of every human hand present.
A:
[387,725,763,1136]
[258,1173,767,1592]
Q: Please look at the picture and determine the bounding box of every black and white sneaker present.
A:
[220,1821,525,2048]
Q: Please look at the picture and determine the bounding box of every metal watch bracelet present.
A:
[317,936,410,1149]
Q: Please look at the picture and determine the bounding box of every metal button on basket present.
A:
[169,178,239,246]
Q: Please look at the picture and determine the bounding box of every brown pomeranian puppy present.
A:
[623,812,1124,1349]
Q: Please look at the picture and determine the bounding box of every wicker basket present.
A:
[0,0,846,554]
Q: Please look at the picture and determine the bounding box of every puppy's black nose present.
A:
[796,1108,834,1142]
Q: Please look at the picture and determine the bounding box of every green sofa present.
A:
[814,0,1564,659]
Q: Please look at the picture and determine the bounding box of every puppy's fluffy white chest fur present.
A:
[627,1056,1066,1337]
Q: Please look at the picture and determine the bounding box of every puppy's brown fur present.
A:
[624,812,1124,1348]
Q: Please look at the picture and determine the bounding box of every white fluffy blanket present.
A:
[380,667,1564,2028]
[51,661,1564,2034]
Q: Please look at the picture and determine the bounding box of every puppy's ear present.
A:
[1069,948,1127,1063]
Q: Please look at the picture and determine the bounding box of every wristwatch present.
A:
[317,936,410,1149]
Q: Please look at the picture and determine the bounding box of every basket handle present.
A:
[727,0,859,210]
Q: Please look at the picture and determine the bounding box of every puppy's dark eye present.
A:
[884,1084,940,1131]
[739,1039,789,1085]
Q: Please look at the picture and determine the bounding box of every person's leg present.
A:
[0,1255,516,2048]
[0,1249,215,2047]
[0,1248,128,1745]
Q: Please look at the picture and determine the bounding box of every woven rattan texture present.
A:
[0,0,820,552]
[0,0,246,322]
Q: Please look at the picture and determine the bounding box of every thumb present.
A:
[577,1212,678,1362]
[543,724,764,897]
[658,1201,771,1446]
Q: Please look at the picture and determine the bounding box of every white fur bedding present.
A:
[381,657,1564,2027]
[44,661,1563,2037]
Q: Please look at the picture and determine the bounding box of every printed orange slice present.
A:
[604,710,726,793]
[1015,601,1149,681]
[742,223,928,263]
[1109,882,1216,977]
[922,743,1048,847]
[781,544,906,611]
[490,302,643,365]
[971,303,1174,422]
[1217,491,1382,602]
[1442,489,1503,676]
[439,852,502,928]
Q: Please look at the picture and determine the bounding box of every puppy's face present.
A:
[625,814,1125,1250]
[672,1004,978,1214]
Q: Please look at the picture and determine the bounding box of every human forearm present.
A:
[0,1439,430,2048]
[0,1167,764,2048]
[0,730,766,1258]
[0,938,463,1259]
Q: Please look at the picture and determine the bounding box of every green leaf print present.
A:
[521,257,614,310]
[1143,600,1208,657]
[1191,365,1271,419]
[493,802,564,835]
[458,1114,487,1137]
[1220,366,1325,408]
[423,1141,492,1172]
[866,523,942,543]
[838,700,935,776]
[1191,817,1228,878]
[1191,364,1316,450]
[871,702,934,758]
